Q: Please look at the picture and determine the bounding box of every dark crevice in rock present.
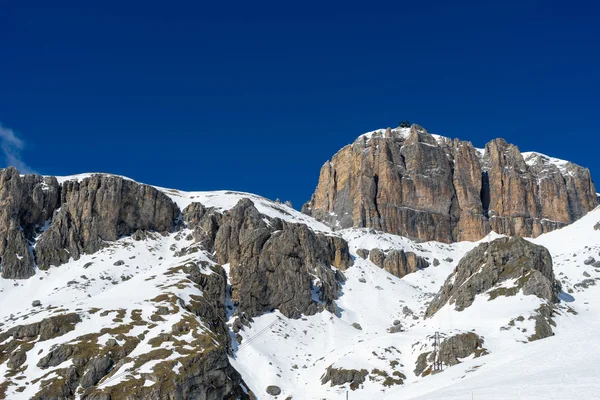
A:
[481,171,490,218]
[373,174,382,225]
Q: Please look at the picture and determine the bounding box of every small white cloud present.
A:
[0,123,35,174]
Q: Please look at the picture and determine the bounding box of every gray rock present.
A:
[393,319,401,326]
[388,324,403,334]
[528,304,556,341]
[113,260,125,266]
[594,222,600,231]
[38,344,75,369]
[414,332,487,376]
[80,356,113,388]
[7,349,27,369]
[426,237,558,317]
[35,175,180,269]
[356,248,370,259]
[266,385,281,396]
[402,306,414,316]
[321,365,368,390]
[584,257,596,265]
[351,323,362,330]
[0,167,60,279]
[156,306,170,316]
[444,257,454,263]
[433,258,440,266]
[32,299,41,307]
[574,278,596,289]
[369,248,386,268]
[182,202,222,249]
[438,332,487,366]
[414,352,431,377]
[358,277,366,283]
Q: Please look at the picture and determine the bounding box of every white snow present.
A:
[522,151,571,174]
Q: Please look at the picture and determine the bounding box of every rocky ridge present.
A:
[303,125,597,243]
[184,197,352,319]
[425,236,559,317]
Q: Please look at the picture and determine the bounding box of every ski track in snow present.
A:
[2,174,600,399]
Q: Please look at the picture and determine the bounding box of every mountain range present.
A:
[0,124,599,400]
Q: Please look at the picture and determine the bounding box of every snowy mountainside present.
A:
[1,172,599,399]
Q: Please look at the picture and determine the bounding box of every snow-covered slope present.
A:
[2,175,600,399]
[230,207,600,399]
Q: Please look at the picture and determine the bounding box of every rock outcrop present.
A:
[35,175,180,269]
[425,237,559,317]
[0,167,60,278]
[185,198,353,319]
[303,125,597,243]
[368,248,429,279]
[414,332,487,376]
[321,366,368,390]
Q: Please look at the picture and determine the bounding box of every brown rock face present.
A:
[368,248,429,279]
[303,125,597,242]
[35,175,180,269]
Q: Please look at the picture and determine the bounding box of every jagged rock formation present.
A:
[35,175,180,269]
[303,125,597,243]
[367,248,429,278]
[321,366,368,390]
[184,198,353,318]
[414,332,487,377]
[425,237,559,317]
[0,167,60,278]
[0,169,180,278]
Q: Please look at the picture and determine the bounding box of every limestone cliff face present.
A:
[0,169,180,278]
[0,167,60,279]
[35,175,180,269]
[303,125,597,243]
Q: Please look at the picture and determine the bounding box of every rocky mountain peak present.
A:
[303,124,597,243]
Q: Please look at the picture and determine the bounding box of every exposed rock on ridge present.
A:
[414,332,487,377]
[303,125,597,243]
[0,167,61,279]
[35,175,180,269]
[425,237,559,317]
[183,198,353,319]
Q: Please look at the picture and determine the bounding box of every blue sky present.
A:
[1,1,599,208]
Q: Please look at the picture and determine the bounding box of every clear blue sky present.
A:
[1,1,599,208]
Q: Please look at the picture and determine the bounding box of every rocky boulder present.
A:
[321,366,368,390]
[35,175,180,269]
[426,237,558,317]
[368,247,429,278]
[303,125,597,243]
[414,332,487,376]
